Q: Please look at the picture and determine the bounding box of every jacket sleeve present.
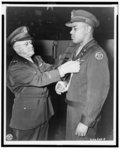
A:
[34,55,54,71]
[80,51,110,127]
[9,63,61,87]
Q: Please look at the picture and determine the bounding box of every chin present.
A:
[32,53,34,56]
[73,40,78,44]
[32,50,35,55]
[30,52,34,57]
[72,39,76,43]
[73,39,82,44]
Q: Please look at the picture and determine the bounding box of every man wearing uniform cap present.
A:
[7,26,80,140]
[55,9,110,140]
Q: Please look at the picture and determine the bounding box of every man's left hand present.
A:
[55,81,68,95]
[75,122,88,137]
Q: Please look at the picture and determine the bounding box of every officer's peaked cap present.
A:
[7,26,32,46]
[65,9,99,28]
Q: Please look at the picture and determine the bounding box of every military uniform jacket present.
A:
[7,55,61,130]
[58,40,110,127]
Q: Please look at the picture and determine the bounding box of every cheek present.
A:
[75,32,84,41]
[21,47,29,54]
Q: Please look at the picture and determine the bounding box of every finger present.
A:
[83,133,86,136]
[76,58,80,62]
[75,131,81,137]
[75,130,78,135]
[57,91,61,95]
[81,132,86,137]
[80,133,84,137]
[76,131,84,137]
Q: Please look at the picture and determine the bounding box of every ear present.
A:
[87,25,92,33]
[13,44,17,51]
[13,44,20,54]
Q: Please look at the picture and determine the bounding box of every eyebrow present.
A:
[73,26,80,29]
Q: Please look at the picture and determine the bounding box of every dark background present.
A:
[6,5,115,141]
[6,6,114,40]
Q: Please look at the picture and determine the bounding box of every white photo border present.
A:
[1,1,119,147]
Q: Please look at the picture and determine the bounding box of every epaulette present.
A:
[10,59,18,65]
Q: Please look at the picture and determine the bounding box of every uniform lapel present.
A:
[73,39,97,60]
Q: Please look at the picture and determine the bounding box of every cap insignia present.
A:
[71,11,74,18]
[23,27,28,33]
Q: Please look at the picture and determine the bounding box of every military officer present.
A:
[7,26,80,140]
[55,9,110,140]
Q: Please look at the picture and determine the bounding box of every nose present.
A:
[28,41,33,47]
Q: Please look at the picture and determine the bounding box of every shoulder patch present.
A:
[95,52,103,60]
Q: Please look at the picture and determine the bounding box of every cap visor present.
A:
[65,22,75,27]
[18,36,33,41]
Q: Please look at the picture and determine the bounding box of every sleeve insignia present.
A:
[95,52,103,60]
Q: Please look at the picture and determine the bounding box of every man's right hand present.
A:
[58,60,80,77]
